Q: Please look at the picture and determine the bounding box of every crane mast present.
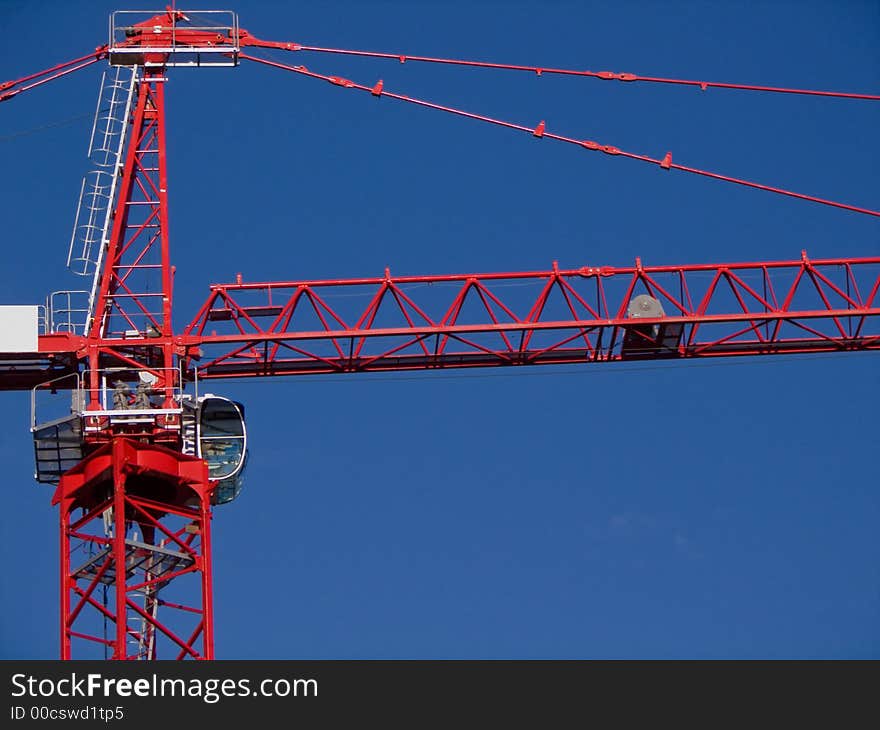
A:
[0,9,877,660]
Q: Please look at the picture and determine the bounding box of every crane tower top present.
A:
[108,9,240,68]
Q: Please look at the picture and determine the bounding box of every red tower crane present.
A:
[1,9,877,660]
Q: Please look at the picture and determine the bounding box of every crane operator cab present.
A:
[193,395,248,505]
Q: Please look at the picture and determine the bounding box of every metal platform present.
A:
[72,539,195,587]
[108,10,240,68]
[33,415,84,484]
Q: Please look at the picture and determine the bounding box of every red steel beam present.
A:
[55,439,214,660]
[180,254,880,379]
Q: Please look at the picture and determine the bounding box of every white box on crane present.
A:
[0,305,39,352]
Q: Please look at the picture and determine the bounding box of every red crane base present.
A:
[53,438,215,660]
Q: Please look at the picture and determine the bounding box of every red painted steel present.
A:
[1,11,878,662]
[86,70,178,410]
[239,34,880,101]
[51,61,196,659]
[181,255,880,379]
[0,50,107,102]
[54,439,213,660]
[241,54,880,218]
[0,333,83,390]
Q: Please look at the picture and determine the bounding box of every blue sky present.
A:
[0,0,878,659]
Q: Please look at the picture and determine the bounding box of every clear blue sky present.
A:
[1,0,878,659]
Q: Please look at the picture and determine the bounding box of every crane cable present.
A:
[3,39,876,216]
[241,37,880,102]
[241,53,880,218]
[0,111,94,143]
[0,52,105,102]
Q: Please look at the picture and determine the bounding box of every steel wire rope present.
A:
[0,111,102,143]
[241,53,880,218]
[265,41,880,102]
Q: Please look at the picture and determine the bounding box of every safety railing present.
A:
[79,365,185,414]
[109,10,240,67]
[47,290,90,334]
